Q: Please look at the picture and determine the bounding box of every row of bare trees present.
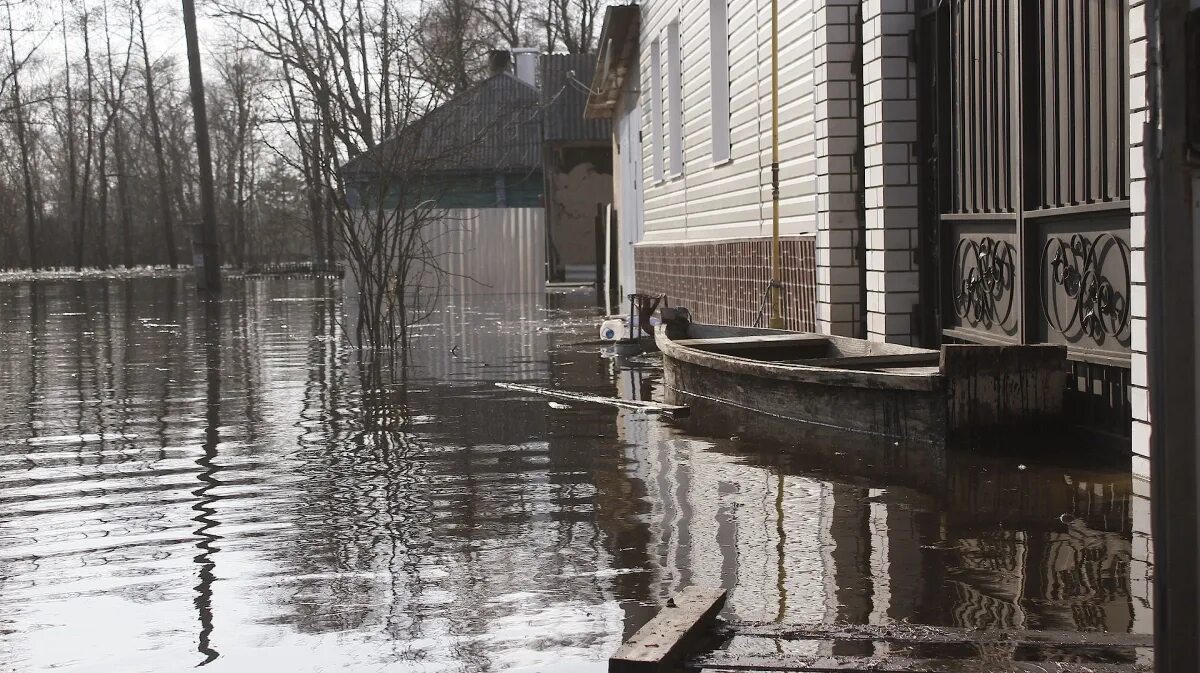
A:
[0,0,600,273]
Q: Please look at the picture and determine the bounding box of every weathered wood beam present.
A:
[495,382,689,416]
[725,622,1153,649]
[689,654,1148,673]
[610,586,727,673]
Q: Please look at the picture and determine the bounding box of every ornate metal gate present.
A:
[917,0,1131,433]
[918,0,1131,360]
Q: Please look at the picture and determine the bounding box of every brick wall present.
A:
[1128,0,1150,484]
[1126,0,1153,637]
[861,0,920,345]
[814,0,866,337]
[635,237,817,331]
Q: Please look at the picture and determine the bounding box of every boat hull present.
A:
[662,348,947,444]
[656,320,1067,446]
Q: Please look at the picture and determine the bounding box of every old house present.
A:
[587,1,1137,452]
[343,50,612,295]
[587,0,1150,635]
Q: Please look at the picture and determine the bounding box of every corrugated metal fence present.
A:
[433,207,546,295]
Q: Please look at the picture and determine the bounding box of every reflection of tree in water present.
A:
[267,297,638,668]
[192,297,224,665]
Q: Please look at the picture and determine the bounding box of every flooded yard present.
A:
[0,277,1150,672]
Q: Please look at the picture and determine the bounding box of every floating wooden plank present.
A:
[725,622,1153,649]
[610,586,727,673]
[495,382,689,416]
[690,654,1148,673]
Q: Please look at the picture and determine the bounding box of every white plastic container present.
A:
[599,319,627,341]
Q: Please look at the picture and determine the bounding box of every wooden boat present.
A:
[655,313,1067,445]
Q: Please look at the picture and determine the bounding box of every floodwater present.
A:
[0,276,1150,672]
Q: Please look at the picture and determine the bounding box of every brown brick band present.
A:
[634,237,817,332]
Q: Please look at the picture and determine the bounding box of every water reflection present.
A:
[0,277,1147,673]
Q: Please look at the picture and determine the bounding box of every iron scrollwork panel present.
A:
[1039,232,1131,350]
[951,236,1018,336]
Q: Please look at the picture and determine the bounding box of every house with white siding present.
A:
[587,0,1164,627]
[587,0,1142,460]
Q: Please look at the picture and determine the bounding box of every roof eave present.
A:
[584,4,640,120]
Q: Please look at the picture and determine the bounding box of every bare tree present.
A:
[135,0,179,267]
[76,7,96,270]
[94,0,134,268]
[534,0,600,54]
[4,0,39,268]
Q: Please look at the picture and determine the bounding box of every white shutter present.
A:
[667,21,683,177]
[650,37,664,183]
[709,0,730,164]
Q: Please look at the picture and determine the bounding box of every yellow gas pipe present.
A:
[768,0,783,329]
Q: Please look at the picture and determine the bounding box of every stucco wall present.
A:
[547,146,613,280]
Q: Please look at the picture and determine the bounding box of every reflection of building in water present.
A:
[604,364,1141,635]
[399,293,549,383]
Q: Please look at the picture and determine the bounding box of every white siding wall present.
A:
[638,0,825,243]
[638,0,863,336]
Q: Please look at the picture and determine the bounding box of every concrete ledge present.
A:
[941,344,1068,439]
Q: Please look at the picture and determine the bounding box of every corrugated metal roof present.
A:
[343,73,543,178]
[542,53,611,143]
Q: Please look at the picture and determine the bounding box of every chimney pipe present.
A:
[487,49,512,76]
[511,47,539,87]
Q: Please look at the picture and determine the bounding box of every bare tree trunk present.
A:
[97,130,110,268]
[233,77,250,269]
[136,0,178,268]
[182,0,222,291]
[115,117,133,268]
[6,3,38,269]
[62,0,79,269]
[77,9,96,271]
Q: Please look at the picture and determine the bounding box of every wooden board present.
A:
[940,344,1068,439]
[726,622,1153,648]
[610,586,727,672]
[691,654,1148,673]
[495,382,689,416]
